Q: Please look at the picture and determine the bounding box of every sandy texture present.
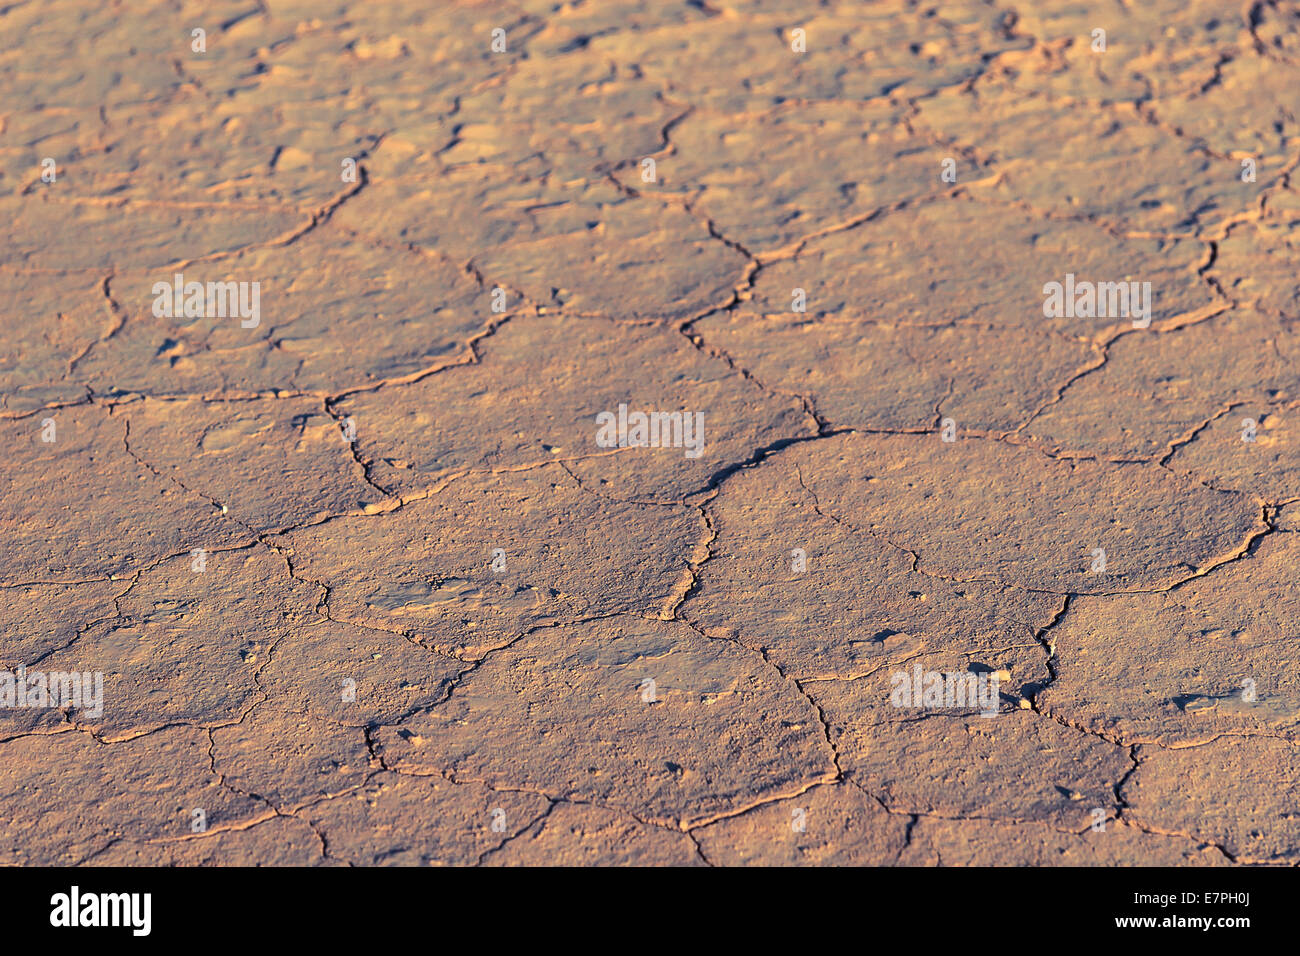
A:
[2,0,1298,866]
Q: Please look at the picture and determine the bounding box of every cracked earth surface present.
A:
[2,0,1298,866]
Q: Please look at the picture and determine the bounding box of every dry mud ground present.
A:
[1,0,1299,867]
